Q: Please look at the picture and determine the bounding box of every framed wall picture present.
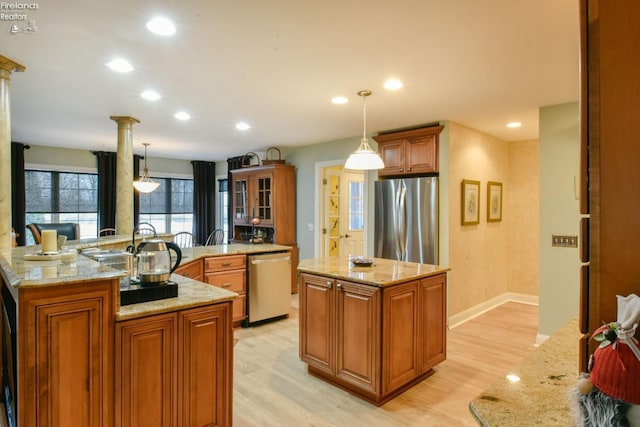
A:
[487,181,503,222]
[461,179,480,225]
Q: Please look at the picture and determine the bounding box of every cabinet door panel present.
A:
[179,304,232,427]
[299,274,334,373]
[382,281,418,394]
[406,136,437,173]
[23,284,113,427]
[419,275,446,373]
[335,281,380,392]
[116,314,177,427]
[377,140,405,176]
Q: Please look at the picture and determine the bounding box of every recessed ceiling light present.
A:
[146,17,176,36]
[236,122,251,131]
[331,96,348,105]
[106,58,134,73]
[506,121,522,128]
[141,90,161,101]
[174,112,191,121]
[383,78,404,90]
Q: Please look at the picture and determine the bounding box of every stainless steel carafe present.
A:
[135,239,182,285]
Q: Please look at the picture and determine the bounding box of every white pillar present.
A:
[0,56,25,250]
[110,116,139,237]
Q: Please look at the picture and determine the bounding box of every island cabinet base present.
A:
[299,272,446,406]
[115,302,234,427]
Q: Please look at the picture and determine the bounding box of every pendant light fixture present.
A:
[344,90,385,170]
[133,143,160,193]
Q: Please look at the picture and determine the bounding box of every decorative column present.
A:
[110,116,140,237]
[0,56,25,251]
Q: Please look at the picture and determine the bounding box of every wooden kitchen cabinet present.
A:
[115,313,177,427]
[231,164,298,292]
[116,303,233,427]
[204,255,246,327]
[579,0,640,370]
[299,271,445,405]
[373,126,444,177]
[18,280,115,427]
[174,258,203,282]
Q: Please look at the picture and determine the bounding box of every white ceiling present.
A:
[3,0,580,162]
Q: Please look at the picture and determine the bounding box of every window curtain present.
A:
[133,154,142,225]
[93,151,117,232]
[191,161,216,244]
[11,142,30,246]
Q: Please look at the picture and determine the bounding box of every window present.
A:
[25,170,98,245]
[218,178,229,238]
[348,180,364,231]
[138,177,194,234]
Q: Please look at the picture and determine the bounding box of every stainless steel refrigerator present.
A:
[374,177,438,264]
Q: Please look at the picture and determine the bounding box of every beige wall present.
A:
[447,122,539,317]
[508,139,540,295]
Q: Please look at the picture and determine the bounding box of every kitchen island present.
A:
[0,241,290,426]
[297,256,450,406]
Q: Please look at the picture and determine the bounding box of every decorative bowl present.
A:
[351,257,374,267]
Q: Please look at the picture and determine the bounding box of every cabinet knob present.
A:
[326,281,332,289]
[337,283,343,291]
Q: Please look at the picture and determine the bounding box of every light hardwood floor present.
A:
[233,296,538,426]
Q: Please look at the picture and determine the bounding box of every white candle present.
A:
[41,230,58,254]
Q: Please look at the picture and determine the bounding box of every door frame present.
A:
[313,159,371,258]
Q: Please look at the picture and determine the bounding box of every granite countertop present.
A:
[469,317,580,426]
[297,256,450,287]
[116,274,238,321]
[180,243,292,263]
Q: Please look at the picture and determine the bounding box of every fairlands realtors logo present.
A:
[1,2,39,34]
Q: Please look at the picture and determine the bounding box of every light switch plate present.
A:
[552,235,578,248]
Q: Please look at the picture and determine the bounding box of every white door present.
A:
[321,167,365,257]
[340,170,365,257]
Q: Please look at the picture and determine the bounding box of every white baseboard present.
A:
[448,292,539,329]
[534,333,549,347]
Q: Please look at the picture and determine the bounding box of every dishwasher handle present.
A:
[250,256,291,265]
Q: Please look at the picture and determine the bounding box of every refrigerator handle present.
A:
[397,185,407,260]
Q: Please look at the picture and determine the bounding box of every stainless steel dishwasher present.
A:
[247,252,292,325]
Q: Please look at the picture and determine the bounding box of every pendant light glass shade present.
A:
[133,143,160,193]
[345,90,384,170]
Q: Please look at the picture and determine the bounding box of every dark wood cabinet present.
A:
[116,303,233,427]
[374,126,443,177]
[299,271,446,405]
[579,0,640,370]
[231,164,298,292]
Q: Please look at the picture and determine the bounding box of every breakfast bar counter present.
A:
[298,256,450,406]
[469,317,580,426]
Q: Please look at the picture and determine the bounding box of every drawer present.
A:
[204,255,246,272]
[205,270,246,293]
[174,259,202,280]
[232,295,246,323]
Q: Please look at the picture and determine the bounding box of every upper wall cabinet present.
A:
[373,126,444,178]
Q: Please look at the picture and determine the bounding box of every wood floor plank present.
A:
[233,296,538,426]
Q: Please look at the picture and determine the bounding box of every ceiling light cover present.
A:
[345,90,385,170]
[133,143,160,193]
[332,96,348,104]
[106,58,134,73]
[506,121,522,128]
[174,112,191,121]
[383,78,404,90]
[236,122,251,131]
[141,90,161,101]
[146,17,176,36]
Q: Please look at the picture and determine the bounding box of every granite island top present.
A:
[469,317,581,426]
[297,256,449,287]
